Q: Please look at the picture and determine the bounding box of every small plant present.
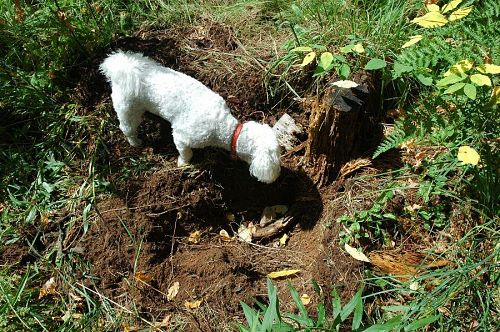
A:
[337,186,398,244]
[237,279,366,331]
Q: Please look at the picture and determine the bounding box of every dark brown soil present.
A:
[66,21,366,330]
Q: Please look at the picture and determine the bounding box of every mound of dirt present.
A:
[69,21,365,329]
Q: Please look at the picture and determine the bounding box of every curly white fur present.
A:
[99,51,281,183]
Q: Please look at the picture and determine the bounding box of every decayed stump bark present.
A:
[304,72,381,185]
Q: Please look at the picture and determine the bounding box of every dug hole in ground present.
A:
[69,22,388,330]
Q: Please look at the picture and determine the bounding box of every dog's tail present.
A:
[99,50,153,96]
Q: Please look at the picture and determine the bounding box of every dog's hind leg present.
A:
[173,132,193,167]
[112,95,145,147]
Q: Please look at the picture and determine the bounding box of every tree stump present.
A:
[304,72,381,185]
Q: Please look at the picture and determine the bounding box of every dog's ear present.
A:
[249,147,281,184]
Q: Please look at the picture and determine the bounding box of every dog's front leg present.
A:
[173,133,193,167]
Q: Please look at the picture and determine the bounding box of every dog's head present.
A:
[243,122,281,184]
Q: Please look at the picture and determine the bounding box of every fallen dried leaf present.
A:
[331,80,359,88]
[187,230,201,244]
[344,243,370,263]
[134,271,152,283]
[237,224,253,243]
[154,314,172,328]
[167,281,179,301]
[219,229,234,241]
[184,299,203,309]
[39,277,58,299]
[267,269,301,279]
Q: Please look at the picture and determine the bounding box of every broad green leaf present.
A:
[444,59,474,76]
[449,6,473,21]
[442,0,463,13]
[353,43,365,53]
[301,52,316,66]
[340,44,354,53]
[320,52,334,69]
[334,54,348,63]
[288,284,314,326]
[240,302,259,329]
[352,290,364,329]
[443,82,465,94]
[331,288,342,319]
[412,11,448,28]
[426,4,440,12]
[463,83,477,100]
[416,74,433,86]
[339,63,351,79]
[470,74,491,86]
[404,315,440,331]
[436,73,466,87]
[364,58,386,70]
[341,288,363,321]
[477,64,500,74]
[393,62,414,78]
[401,35,423,48]
[291,46,313,52]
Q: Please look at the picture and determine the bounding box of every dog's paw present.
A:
[177,157,190,167]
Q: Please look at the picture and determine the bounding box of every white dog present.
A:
[99,51,281,183]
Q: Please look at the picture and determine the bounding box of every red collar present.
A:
[231,122,243,160]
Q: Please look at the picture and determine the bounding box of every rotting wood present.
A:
[304,71,382,185]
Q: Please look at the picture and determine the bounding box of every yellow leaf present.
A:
[344,243,370,263]
[448,6,473,21]
[167,281,179,301]
[457,146,480,166]
[39,277,58,299]
[267,269,301,279]
[470,74,491,87]
[353,43,365,53]
[187,230,201,244]
[477,64,500,75]
[441,0,463,13]
[490,86,500,105]
[184,299,203,309]
[443,59,474,76]
[401,35,423,49]
[426,4,440,12]
[301,52,316,66]
[300,294,311,305]
[412,11,448,28]
[279,234,289,247]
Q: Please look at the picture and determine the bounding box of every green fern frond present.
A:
[373,127,408,159]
